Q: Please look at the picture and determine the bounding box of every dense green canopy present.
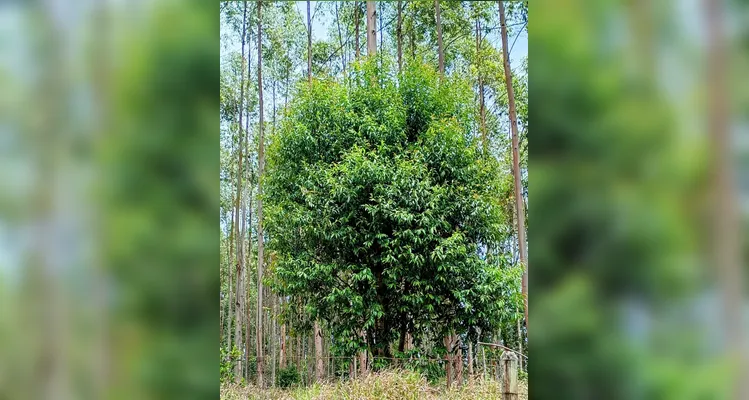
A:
[265,60,521,357]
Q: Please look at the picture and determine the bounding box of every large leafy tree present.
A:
[265,60,520,359]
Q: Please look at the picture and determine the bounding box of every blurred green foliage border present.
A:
[0,0,747,399]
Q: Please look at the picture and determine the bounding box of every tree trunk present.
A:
[482,344,487,379]
[366,1,376,57]
[271,295,277,386]
[397,1,403,73]
[233,0,248,381]
[358,331,368,376]
[239,195,248,378]
[335,1,346,76]
[455,334,463,385]
[256,0,265,388]
[225,211,234,353]
[444,335,453,389]
[307,0,312,82]
[280,302,286,368]
[476,16,487,153]
[468,341,474,379]
[378,1,383,58]
[397,322,407,353]
[498,0,528,331]
[243,92,254,380]
[314,321,324,381]
[435,0,444,77]
[355,2,360,59]
[517,319,523,371]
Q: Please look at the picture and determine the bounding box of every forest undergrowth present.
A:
[220,370,528,400]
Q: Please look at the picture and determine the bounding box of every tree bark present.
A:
[366,1,376,57]
[225,211,234,354]
[355,2,361,60]
[378,1,383,57]
[233,0,248,381]
[435,0,445,77]
[397,322,407,353]
[256,0,265,388]
[468,341,474,379]
[444,334,453,389]
[499,0,528,331]
[243,19,254,379]
[280,301,286,368]
[397,1,403,73]
[517,318,523,371]
[476,15,488,153]
[307,0,312,82]
[335,1,346,76]
[271,294,277,386]
[358,331,368,376]
[455,334,463,386]
[314,321,323,381]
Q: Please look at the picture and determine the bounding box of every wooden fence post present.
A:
[501,351,518,400]
[482,345,487,380]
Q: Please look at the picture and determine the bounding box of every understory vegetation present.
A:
[220,370,528,400]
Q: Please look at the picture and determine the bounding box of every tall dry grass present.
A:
[220,370,528,400]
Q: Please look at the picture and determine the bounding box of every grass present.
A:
[220,370,528,400]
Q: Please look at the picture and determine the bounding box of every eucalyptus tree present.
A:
[498,0,527,331]
[255,0,266,388]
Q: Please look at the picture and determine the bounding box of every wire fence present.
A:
[225,349,526,388]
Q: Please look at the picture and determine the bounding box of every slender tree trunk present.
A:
[482,344,487,379]
[499,0,528,331]
[242,74,253,379]
[366,1,376,57]
[307,0,312,83]
[435,0,444,77]
[468,341,474,379]
[378,1,383,58]
[355,2,361,59]
[271,294,277,386]
[455,334,463,385]
[244,185,254,380]
[239,194,248,378]
[225,214,234,353]
[335,1,346,76]
[476,16,488,153]
[398,322,407,353]
[358,331,368,376]
[397,1,403,73]
[233,0,248,381]
[517,319,523,371]
[256,0,265,388]
[314,321,323,381]
[444,334,453,389]
[280,299,286,368]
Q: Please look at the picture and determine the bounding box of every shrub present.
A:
[220,346,242,383]
[276,366,301,388]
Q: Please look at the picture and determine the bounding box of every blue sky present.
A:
[221,1,527,75]
[293,1,527,73]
